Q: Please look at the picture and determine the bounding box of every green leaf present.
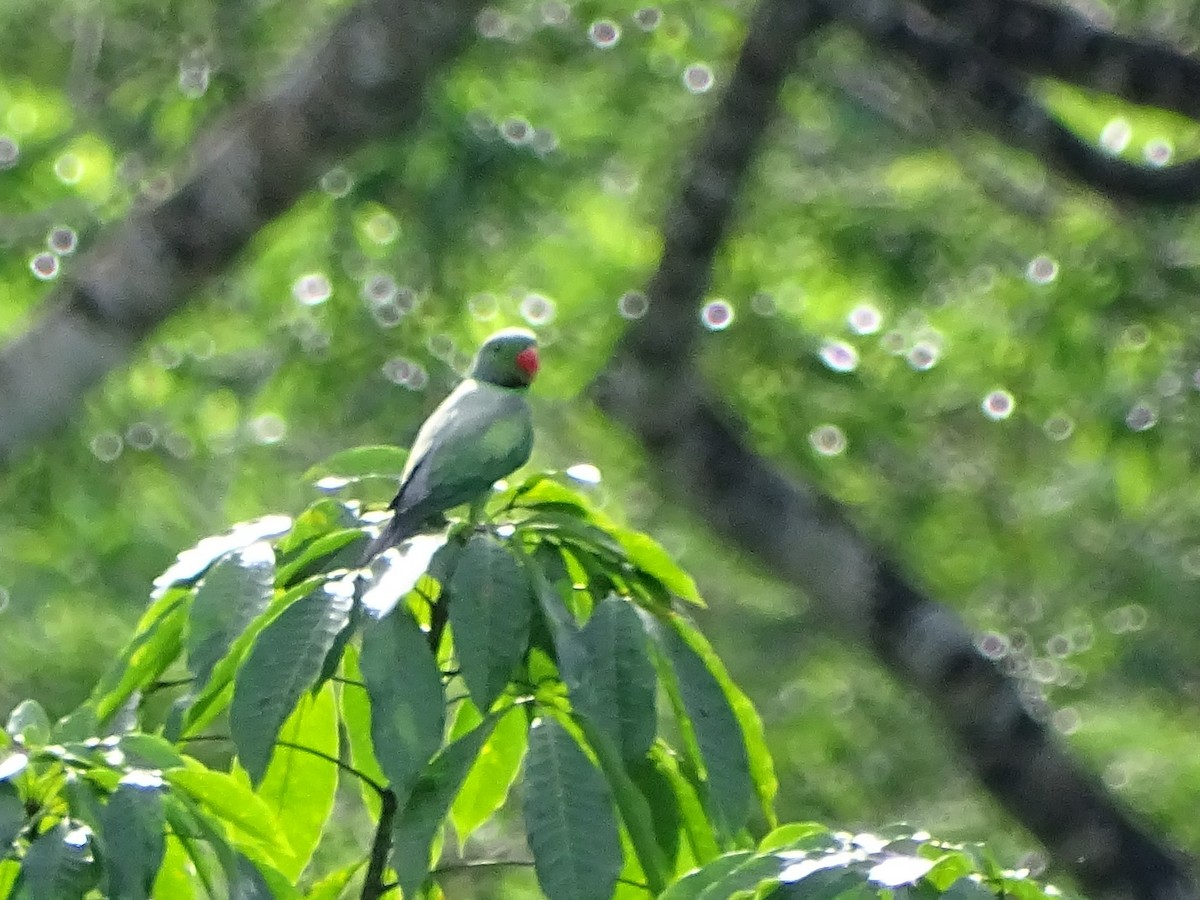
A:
[659,851,756,900]
[150,838,196,900]
[507,478,593,514]
[276,530,367,588]
[313,596,363,693]
[97,775,166,900]
[0,781,23,851]
[5,701,50,747]
[164,796,226,900]
[276,499,357,556]
[115,734,187,771]
[612,528,703,607]
[758,824,836,854]
[771,865,871,899]
[303,860,364,899]
[303,445,408,485]
[163,795,225,898]
[391,715,501,898]
[339,646,386,819]
[651,616,754,840]
[51,706,98,744]
[187,544,276,691]
[230,579,354,785]
[255,682,338,881]
[63,775,105,836]
[520,511,625,560]
[165,767,295,873]
[234,853,299,900]
[11,821,95,900]
[92,588,190,724]
[152,517,293,595]
[666,615,777,827]
[524,716,622,900]
[359,605,444,797]
[448,533,533,711]
[942,876,1007,899]
[182,574,329,738]
[626,756,682,870]
[449,704,528,847]
[575,596,656,762]
[0,859,18,898]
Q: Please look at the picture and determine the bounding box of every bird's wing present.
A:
[390,380,532,522]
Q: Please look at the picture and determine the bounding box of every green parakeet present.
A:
[361,327,539,561]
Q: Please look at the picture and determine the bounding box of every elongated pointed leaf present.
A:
[314,595,363,693]
[775,865,870,899]
[391,716,500,898]
[255,682,338,880]
[151,838,197,900]
[233,853,299,900]
[276,530,366,588]
[97,775,166,900]
[359,606,444,797]
[302,445,408,485]
[152,517,292,596]
[651,617,752,840]
[115,734,187,771]
[276,499,358,556]
[659,851,756,900]
[528,553,585,655]
[450,703,528,847]
[230,580,354,784]
[524,717,621,900]
[664,615,777,828]
[0,781,24,852]
[92,587,190,724]
[303,860,363,900]
[626,756,683,870]
[11,821,95,900]
[0,859,18,897]
[183,574,329,738]
[448,533,532,711]
[163,796,225,898]
[576,596,656,762]
[52,706,98,743]
[165,768,295,873]
[168,789,299,900]
[188,544,275,691]
[340,646,387,819]
[613,529,703,607]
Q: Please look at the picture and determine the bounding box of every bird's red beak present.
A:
[516,347,539,379]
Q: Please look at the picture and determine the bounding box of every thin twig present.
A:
[360,788,399,900]
[275,740,388,796]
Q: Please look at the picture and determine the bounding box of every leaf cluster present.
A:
[0,450,1056,899]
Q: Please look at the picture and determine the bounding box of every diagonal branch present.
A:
[912,0,1200,120]
[0,0,487,464]
[592,0,1199,896]
[833,0,1200,204]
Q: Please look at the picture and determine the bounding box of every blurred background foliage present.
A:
[4,0,1200,891]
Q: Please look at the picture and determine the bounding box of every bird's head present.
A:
[470,328,540,388]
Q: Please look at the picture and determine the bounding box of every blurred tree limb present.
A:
[0,0,486,462]
[592,1,1200,897]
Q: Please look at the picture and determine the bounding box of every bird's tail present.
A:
[357,511,419,567]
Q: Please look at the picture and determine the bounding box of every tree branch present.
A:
[833,0,1200,204]
[361,787,399,900]
[592,0,1200,896]
[913,0,1200,119]
[0,0,486,464]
